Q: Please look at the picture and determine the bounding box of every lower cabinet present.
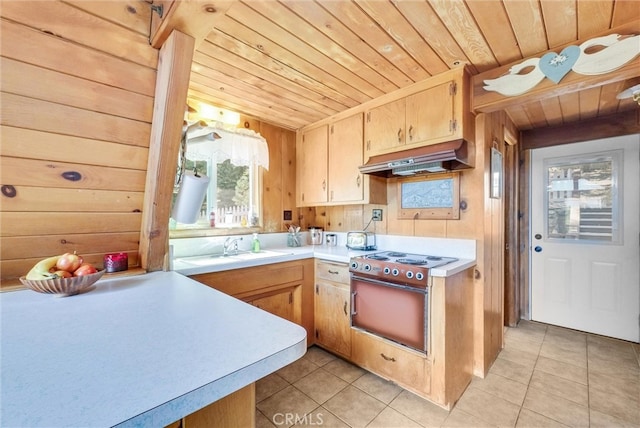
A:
[351,329,430,396]
[314,260,351,358]
[189,259,314,343]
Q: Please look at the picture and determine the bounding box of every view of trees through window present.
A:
[173,158,251,228]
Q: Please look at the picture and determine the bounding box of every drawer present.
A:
[315,260,350,284]
[352,329,430,394]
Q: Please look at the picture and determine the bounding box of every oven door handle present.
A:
[350,291,357,315]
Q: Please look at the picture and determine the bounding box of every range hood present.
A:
[359,139,472,177]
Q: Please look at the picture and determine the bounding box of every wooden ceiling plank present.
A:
[612,0,640,27]
[597,80,626,116]
[194,42,347,113]
[578,86,602,121]
[523,101,549,128]
[577,0,614,39]
[190,61,339,119]
[188,76,324,124]
[2,0,157,69]
[427,0,499,72]
[318,0,430,83]
[539,97,564,127]
[233,1,395,96]
[472,20,640,113]
[539,0,577,48]
[464,1,522,66]
[502,0,548,57]
[207,23,364,106]
[559,92,581,124]
[356,0,450,76]
[280,0,411,88]
[505,105,533,131]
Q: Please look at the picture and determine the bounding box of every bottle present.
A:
[252,233,261,253]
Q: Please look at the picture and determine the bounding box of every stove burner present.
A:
[386,252,407,258]
[366,254,389,261]
[395,258,427,265]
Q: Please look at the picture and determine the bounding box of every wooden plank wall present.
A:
[0,1,156,285]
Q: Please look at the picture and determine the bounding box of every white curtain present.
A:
[185,121,269,170]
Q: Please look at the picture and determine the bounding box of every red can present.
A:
[104,253,128,273]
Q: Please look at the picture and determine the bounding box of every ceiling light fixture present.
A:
[616,84,640,105]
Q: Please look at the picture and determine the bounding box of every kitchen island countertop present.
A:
[0,271,307,427]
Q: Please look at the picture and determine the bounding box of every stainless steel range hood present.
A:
[359,139,472,177]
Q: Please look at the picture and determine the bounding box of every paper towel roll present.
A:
[171,170,210,224]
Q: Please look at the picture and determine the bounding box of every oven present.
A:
[349,251,458,354]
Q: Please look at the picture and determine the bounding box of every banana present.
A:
[25,255,61,280]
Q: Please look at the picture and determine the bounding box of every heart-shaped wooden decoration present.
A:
[539,46,580,83]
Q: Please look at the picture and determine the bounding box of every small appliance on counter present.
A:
[325,233,337,246]
[346,231,376,250]
[309,227,323,245]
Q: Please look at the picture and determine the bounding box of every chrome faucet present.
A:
[223,237,243,256]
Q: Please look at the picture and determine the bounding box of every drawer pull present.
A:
[328,270,339,275]
[380,353,396,362]
[343,301,347,316]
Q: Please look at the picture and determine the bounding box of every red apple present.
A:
[74,263,98,277]
[52,270,73,279]
[56,252,84,273]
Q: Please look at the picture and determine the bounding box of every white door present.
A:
[531,134,639,342]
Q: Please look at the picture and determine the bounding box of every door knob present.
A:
[534,246,542,253]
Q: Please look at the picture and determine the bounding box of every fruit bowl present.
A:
[19,270,106,297]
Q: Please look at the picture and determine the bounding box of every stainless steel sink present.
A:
[175,250,293,267]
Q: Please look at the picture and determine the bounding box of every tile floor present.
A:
[256,321,640,427]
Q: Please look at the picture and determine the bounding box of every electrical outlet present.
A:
[372,209,383,221]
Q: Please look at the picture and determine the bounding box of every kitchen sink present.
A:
[174,250,293,267]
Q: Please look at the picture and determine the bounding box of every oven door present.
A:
[350,275,428,353]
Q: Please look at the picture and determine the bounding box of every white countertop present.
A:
[172,244,476,278]
[0,271,307,427]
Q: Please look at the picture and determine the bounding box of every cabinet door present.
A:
[328,113,364,203]
[251,290,294,323]
[298,125,328,205]
[364,98,405,159]
[315,280,351,357]
[405,81,455,147]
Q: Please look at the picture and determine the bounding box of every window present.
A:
[170,121,269,234]
[544,150,621,243]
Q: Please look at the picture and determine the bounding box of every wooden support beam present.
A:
[149,0,236,49]
[472,21,640,114]
[139,30,195,272]
[520,109,640,151]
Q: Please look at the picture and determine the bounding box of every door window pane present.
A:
[544,150,621,243]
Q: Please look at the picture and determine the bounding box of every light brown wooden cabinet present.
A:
[364,67,473,162]
[365,81,456,159]
[297,113,386,207]
[314,260,351,358]
[189,259,314,343]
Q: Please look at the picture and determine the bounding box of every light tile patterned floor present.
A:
[256,321,640,427]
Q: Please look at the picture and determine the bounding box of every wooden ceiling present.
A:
[177,0,640,131]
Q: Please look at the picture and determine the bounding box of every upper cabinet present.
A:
[365,67,473,162]
[297,113,386,207]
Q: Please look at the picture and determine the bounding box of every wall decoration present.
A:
[483,33,640,97]
[397,172,460,220]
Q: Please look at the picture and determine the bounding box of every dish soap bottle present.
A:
[252,233,261,253]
